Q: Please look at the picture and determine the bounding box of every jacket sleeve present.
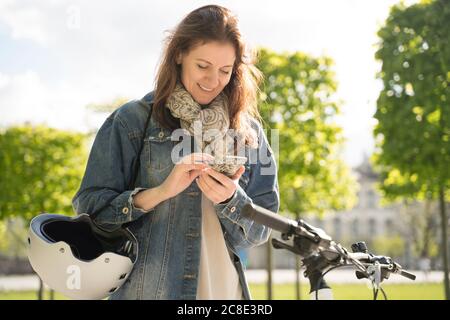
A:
[214,122,280,250]
[72,109,152,231]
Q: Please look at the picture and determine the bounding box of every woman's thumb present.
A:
[189,169,203,180]
[231,166,245,180]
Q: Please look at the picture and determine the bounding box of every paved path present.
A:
[244,268,442,284]
[0,269,443,291]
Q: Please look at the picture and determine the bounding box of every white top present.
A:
[196,193,244,300]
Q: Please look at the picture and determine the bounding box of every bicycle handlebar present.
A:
[242,202,416,282]
[242,202,324,242]
[242,202,295,234]
[398,269,417,281]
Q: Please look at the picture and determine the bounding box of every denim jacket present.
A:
[72,91,280,300]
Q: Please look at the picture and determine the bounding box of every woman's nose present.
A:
[205,71,220,88]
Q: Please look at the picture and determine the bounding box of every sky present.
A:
[0,0,416,167]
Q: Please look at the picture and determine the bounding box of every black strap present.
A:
[128,101,153,189]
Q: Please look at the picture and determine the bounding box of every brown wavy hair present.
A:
[152,4,262,148]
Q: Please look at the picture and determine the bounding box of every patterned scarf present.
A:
[166,83,235,162]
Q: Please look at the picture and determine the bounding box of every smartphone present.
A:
[209,155,247,177]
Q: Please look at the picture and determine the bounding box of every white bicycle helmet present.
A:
[27,213,138,300]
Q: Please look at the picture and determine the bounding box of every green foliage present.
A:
[373,0,450,200]
[0,220,7,251]
[373,0,450,298]
[0,125,88,222]
[256,48,357,216]
[372,235,406,258]
[400,200,440,259]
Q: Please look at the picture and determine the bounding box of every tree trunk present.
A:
[295,256,302,300]
[421,199,433,257]
[294,212,301,300]
[266,235,273,300]
[438,185,449,300]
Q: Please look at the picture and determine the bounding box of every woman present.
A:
[72,5,279,300]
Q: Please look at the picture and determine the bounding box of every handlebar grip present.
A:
[242,203,296,234]
[400,270,416,280]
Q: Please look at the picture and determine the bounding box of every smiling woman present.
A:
[176,41,235,105]
[70,4,280,301]
[152,5,263,137]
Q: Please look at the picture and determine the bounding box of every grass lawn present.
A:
[249,282,444,300]
[0,290,68,300]
[0,282,444,300]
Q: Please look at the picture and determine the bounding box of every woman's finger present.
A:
[189,169,203,180]
[203,168,235,189]
[229,166,245,180]
[183,163,208,172]
[196,176,221,203]
[181,152,214,164]
[199,174,225,201]
[200,171,229,195]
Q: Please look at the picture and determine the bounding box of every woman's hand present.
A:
[196,165,245,204]
[159,153,214,200]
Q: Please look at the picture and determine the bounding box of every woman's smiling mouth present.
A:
[198,83,214,92]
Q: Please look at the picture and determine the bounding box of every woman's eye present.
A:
[197,64,207,69]
[221,70,231,75]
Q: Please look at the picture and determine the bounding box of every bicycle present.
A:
[242,203,416,300]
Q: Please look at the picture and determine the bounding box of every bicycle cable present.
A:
[314,264,351,300]
[313,263,388,300]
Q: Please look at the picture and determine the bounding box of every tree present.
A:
[257,48,357,216]
[0,125,88,299]
[373,0,450,299]
[400,199,440,262]
[256,48,358,299]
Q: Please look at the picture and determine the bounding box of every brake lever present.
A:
[272,238,302,256]
[297,219,333,246]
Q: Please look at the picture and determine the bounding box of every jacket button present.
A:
[158,131,164,139]
[122,207,129,214]
[230,206,236,213]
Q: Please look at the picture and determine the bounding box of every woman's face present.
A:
[177,41,236,105]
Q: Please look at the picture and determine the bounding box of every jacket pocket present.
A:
[144,128,175,171]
